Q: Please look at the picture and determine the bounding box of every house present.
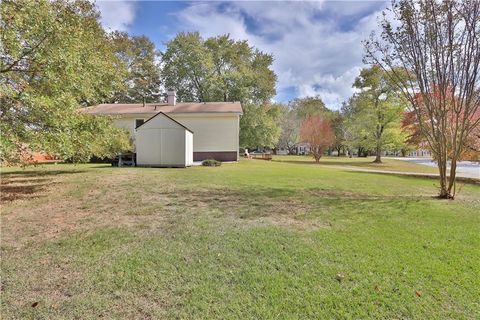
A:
[294,143,311,155]
[407,148,432,157]
[84,90,242,167]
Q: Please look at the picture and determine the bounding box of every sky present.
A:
[96,1,388,110]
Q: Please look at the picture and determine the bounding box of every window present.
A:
[135,119,145,129]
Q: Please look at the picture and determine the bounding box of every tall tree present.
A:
[364,0,480,198]
[161,32,276,104]
[111,32,161,103]
[0,0,131,164]
[300,115,335,162]
[342,97,375,157]
[161,32,278,148]
[353,66,406,163]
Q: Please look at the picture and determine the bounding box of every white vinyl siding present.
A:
[170,114,239,152]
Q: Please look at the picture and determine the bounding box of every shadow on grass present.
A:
[1,170,84,203]
[1,169,86,178]
[142,184,431,225]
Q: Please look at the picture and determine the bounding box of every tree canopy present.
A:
[110,32,161,104]
[0,0,131,164]
[289,96,329,120]
[240,104,282,149]
[161,32,276,104]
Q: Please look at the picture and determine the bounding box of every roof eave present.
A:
[86,111,243,116]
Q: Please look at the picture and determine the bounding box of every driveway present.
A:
[393,157,480,179]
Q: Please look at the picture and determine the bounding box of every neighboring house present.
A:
[295,143,311,155]
[84,90,242,166]
[271,143,310,155]
[275,147,289,155]
[407,148,432,157]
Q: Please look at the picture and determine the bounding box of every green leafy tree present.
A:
[240,104,282,149]
[352,66,406,162]
[289,96,330,119]
[0,0,131,164]
[68,113,132,163]
[161,32,276,104]
[276,105,300,154]
[342,98,375,157]
[161,32,278,147]
[110,32,161,104]
[161,32,214,102]
[330,111,346,156]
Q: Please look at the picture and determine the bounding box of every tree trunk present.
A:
[446,157,458,199]
[436,142,453,199]
[373,144,382,163]
[438,161,450,199]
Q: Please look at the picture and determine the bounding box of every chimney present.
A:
[167,89,176,106]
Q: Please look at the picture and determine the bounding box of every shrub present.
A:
[202,159,221,167]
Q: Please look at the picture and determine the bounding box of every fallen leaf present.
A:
[335,273,345,282]
[415,290,422,297]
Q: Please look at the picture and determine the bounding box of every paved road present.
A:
[318,163,479,184]
[393,157,480,179]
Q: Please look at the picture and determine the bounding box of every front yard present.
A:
[1,158,479,319]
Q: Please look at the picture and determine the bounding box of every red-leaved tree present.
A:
[402,88,480,161]
[300,115,335,162]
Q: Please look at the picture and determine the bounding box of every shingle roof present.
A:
[82,102,242,115]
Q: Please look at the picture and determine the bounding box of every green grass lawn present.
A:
[1,159,479,319]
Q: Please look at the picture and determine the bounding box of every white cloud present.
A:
[96,0,137,32]
[174,1,387,109]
